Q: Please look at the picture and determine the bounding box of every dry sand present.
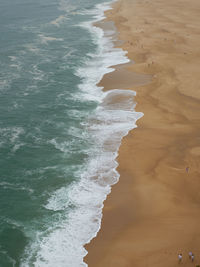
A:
[85,0,200,266]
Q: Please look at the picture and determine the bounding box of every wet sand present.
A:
[85,0,200,266]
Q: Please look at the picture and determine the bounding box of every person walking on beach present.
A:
[178,253,183,263]
[189,251,193,259]
[191,254,194,262]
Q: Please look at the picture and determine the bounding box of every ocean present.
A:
[0,0,142,266]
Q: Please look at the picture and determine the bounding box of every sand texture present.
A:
[85,0,200,266]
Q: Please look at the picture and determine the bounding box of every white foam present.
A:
[0,182,34,194]
[75,5,129,103]
[0,127,26,153]
[8,56,17,62]
[38,34,64,44]
[10,64,21,70]
[0,79,9,91]
[29,64,45,81]
[58,0,77,13]
[50,15,68,27]
[48,138,74,153]
[21,1,142,266]
[0,127,24,142]
[24,44,40,54]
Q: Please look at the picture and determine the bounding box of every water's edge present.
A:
[82,0,143,265]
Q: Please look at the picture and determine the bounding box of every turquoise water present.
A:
[0,0,141,266]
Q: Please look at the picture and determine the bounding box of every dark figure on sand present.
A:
[189,251,192,258]
[191,254,194,262]
[178,253,182,263]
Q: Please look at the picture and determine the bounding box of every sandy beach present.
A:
[85,0,200,266]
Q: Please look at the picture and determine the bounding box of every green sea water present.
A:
[0,0,104,265]
[0,0,139,265]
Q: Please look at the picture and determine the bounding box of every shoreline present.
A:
[85,0,200,266]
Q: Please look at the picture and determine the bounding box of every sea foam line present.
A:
[21,1,143,266]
